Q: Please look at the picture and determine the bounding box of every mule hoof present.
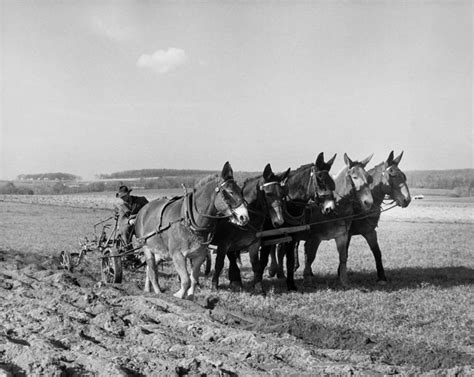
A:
[186,294,195,301]
[276,271,286,280]
[339,281,349,290]
[229,281,243,291]
[303,270,313,278]
[211,284,219,292]
[287,283,298,292]
[173,290,186,299]
[253,282,265,295]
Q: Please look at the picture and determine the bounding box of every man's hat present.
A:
[116,185,132,198]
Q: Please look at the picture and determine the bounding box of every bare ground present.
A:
[0,248,471,376]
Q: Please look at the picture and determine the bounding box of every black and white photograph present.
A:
[0,1,472,375]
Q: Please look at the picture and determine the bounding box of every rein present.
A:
[303,201,398,228]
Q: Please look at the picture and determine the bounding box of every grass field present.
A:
[1,192,472,374]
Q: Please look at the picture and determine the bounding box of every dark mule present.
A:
[250,153,337,293]
[134,162,249,299]
[302,153,374,287]
[348,151,411,283]
[210,164,290,290]
[270,152,337,291]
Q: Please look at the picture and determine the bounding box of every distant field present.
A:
[2,189,473,224]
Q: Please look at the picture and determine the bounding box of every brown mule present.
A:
[302,153,374,287]
[348,151,411,283]
[134,162,249,299]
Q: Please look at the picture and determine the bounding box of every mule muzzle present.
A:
[270,203,284,228]
[321,199,336,215]
[230,204,249,226]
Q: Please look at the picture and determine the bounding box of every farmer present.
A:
[114,185,149,260]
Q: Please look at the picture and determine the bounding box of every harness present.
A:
[182,192,215,244]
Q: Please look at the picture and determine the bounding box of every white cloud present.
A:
[137,48,188,74]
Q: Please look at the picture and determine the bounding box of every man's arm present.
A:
[115,202,131,218]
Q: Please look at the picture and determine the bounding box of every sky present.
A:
[0,1,472,180]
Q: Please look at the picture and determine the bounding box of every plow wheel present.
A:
[59,250,73,272]
[101,246,123,283]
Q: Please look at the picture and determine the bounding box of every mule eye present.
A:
[367,175,373,184]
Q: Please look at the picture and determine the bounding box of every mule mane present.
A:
[293,163,313,172]
[194,174,218,189]
[243,174,262,186]
[368,161,386,184]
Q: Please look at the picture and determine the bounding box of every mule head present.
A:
[259,164,290,228]
[313,152,337,214]
[383,151,411,208]
[214,161,249,226]
[344,153,374,212]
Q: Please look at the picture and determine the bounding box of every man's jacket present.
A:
[115,195,149,219]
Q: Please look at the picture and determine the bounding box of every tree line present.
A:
[17,172,80,181]
[2,168,472,196]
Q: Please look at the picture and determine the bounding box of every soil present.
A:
[0,248,472,376]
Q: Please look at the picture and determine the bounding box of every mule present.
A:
[134,162,249,299]
[269,152,337,290]
[348,151,411,283]
[249,153,337,293]
[210,163,290,290]
[301,153,374,287]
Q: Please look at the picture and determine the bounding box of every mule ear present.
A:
[280,168,291,184]
[315,152,325,169]
[263,163,273,181]
[221,161,234,180]
[343,153,353,167]
[326,153,337,170]
[360,153,374,168]
[387,151,394,165]
[393,151,404,166]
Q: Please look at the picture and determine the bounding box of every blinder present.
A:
[216,179,244,210]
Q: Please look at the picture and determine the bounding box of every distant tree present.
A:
[17,172,80,181]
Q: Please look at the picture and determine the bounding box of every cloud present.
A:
[137,48,188,74]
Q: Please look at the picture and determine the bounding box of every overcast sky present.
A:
[0,1,472,180]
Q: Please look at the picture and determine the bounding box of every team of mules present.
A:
[133,152,411,299]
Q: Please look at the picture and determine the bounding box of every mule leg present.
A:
[335,234,350,288]
[212,246,226,290]
[286,241,298,291]
[362,230,387,283]
[293,241,300,272]
[204,251,212,276]
[228,250,243,289]
[143,247,162,294]
[259,245,271,280]
[276,243,286,279]
[236,251,242,268]
[248,242,264,294]
[172,252,190,299]
[304,237,321,277]
[187,251,207,300]
[268,246,278,278]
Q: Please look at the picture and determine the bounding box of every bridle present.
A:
[258,180,286,221]
[287,165,335,209]
[382,166,408,199]
[192,178,244,220]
